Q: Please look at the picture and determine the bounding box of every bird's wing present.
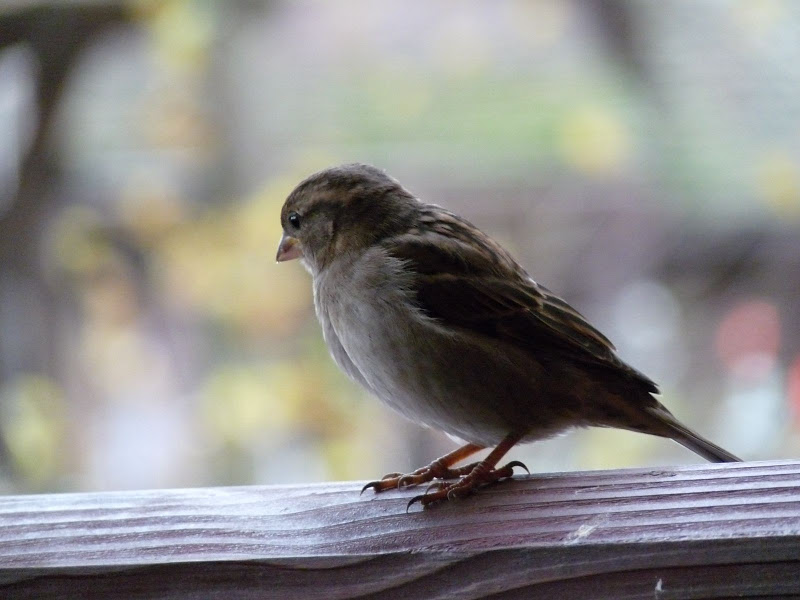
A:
[385,215,657,392]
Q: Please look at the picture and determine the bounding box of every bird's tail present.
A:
[645,405,741,463]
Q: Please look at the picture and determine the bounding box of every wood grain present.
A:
[1,460,799,599]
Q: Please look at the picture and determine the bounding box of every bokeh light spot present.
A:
[715,300,780,380]
[756,151,800,218]
[558,105,630,175]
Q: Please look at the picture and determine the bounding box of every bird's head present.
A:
[277,163,417,274]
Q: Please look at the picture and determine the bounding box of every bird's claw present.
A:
[363,456,526,507]
[406,489,439,512]
[361,469,424,494]
[406,495,422,512]
[362,461,481,495]
[405,460,528,510]
[505,460,530,474]
[360,480,382,495]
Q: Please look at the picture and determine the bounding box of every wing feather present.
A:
[384,209,657,392]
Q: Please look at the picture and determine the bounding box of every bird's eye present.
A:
[288,212,301,229]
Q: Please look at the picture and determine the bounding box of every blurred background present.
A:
[1,0,799,494]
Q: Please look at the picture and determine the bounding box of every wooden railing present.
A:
[1,460,799,599]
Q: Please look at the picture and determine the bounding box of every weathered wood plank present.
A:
[1,460,799,599]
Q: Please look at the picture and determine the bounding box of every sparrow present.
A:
[276,163,740,508]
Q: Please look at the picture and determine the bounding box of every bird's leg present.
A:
[361,443,484,494]
[408,432,527,509]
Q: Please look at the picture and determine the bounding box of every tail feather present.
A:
[647,406,741,463]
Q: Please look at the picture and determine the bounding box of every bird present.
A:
[276,163,740,509]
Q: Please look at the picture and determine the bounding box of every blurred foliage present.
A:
[0,375,67,490]
[154,177,313,338]
[757,150,800,217]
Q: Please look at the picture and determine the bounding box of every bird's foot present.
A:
[407,460,528,510]
[361,460,480,494]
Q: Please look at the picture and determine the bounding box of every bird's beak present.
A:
[276,233,302,262]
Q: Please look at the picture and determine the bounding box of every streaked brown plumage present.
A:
[277,163,740,508]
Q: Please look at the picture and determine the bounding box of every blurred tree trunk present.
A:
[0,4,127,271]
[0,3,127,474]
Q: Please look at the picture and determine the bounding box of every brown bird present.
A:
[276,163,740,508]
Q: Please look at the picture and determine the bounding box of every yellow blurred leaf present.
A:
[0,375,66,487]
[559,105,630,175]
[756,151,800,218]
